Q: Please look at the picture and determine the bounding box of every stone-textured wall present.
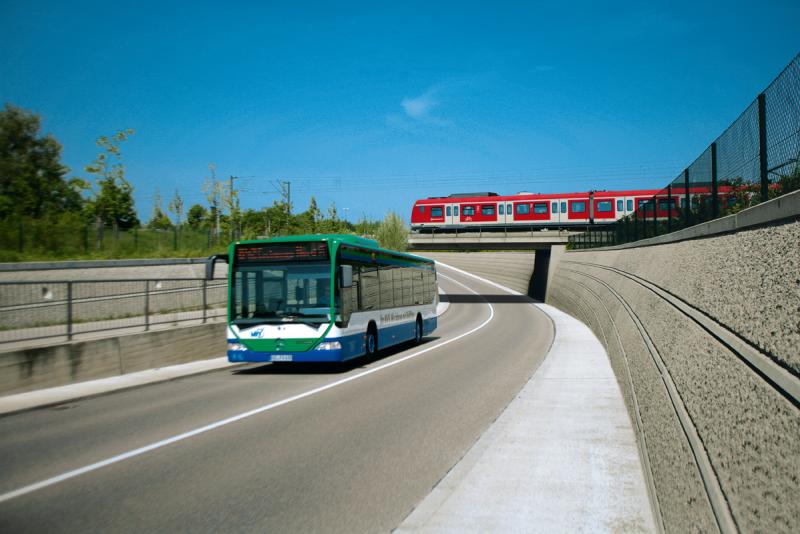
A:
[420,251,535,295]
[547,221,800,533]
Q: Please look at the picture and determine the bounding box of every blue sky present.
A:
[1,0,798,223]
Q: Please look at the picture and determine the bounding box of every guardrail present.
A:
[0,278,228,345]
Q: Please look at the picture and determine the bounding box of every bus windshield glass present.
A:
[232,262,332,326]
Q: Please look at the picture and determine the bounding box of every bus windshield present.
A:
[232,262,332,326]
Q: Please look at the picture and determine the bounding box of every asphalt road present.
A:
[0,265,554,533]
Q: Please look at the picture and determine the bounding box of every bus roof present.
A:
[234,234,434,264]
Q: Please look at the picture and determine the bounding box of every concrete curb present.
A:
[0,357,243,417]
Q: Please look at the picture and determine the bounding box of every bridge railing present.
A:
[0,278,228,346]
[571,53,800,249]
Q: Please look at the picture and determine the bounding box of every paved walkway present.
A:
[395,265,657,533]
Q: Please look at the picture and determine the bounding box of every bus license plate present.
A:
[271,354,293,362]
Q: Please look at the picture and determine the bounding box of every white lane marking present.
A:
[0,273,493,505]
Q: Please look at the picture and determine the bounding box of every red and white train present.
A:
[410,189,684,230]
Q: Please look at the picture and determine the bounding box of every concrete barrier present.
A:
[0,323,226,396]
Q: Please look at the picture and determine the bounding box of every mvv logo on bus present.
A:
[380,311,414,325]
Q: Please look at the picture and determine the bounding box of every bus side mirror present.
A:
[206,253,228,280]
[339,265,353,288]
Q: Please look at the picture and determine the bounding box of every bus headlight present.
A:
[315,341,342,351]
[228,343,247,352]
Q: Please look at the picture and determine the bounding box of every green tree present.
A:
[0,103,83,219]
[186,203,208,229]
[84,129,139,232]
[376,211,408,251]
[147,188,172,229]
[202,163,223,239]
[167,188,184,226]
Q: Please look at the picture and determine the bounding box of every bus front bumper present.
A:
[227,336,360,363]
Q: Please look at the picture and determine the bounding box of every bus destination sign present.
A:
[236,242,329,263]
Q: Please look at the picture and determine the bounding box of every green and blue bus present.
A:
[209,234,438,363]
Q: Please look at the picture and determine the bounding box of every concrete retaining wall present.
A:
[547,221,800,533]
[421,252,536,295]
[0,323,226,396]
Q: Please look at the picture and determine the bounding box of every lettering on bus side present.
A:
[380,310,415,325]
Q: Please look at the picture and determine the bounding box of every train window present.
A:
[454,206,459,216]
[596,200,613,213]
[506,203,511,213]
[658,199,675,211]
[533,203,548,214]
[462,206,475,216]
[515,204,530,215]
[571,201,586,213]
[552,202,558,213]
[431,207,443,217]
[617,200,623,211]
[481,205,495,216]
[560,201,566,213]
[627,199,633,211]
[680,198,686,208]
[418,206,424,213]
[446,206,451,216]
[498,204,504,215]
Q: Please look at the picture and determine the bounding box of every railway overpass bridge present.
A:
[407,228,578,251]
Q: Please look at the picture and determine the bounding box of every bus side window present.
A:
[340,262,360,323]
[380,266,394,309]
[361,267,379,310]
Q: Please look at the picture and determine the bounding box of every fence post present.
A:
[202,279,208,323]
[144,281,150,331]
[684,168,691,227]
[711,142,719,218]
[66,282,73,340]
[651,198,657,237]
[757,92,769,202]
[667,184,672,234]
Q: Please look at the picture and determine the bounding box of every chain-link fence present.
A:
[571,53,800,249]
[0,278,228,345]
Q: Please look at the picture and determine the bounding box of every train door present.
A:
[445,204,454,226]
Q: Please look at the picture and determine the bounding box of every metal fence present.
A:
[0,278,228,345]
[0,220,226,261]
[571,53,800,249]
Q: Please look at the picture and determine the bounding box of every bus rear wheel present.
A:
[414,317,423,344]
[365,325,378,357]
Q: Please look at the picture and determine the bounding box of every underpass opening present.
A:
[528,247,551,302]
